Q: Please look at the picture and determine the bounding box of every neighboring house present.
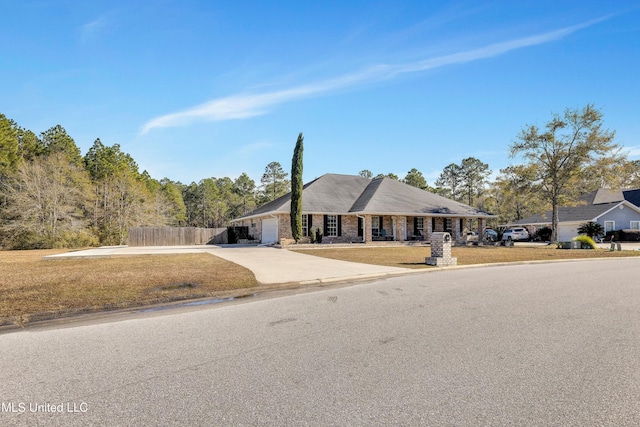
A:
[508,188,640,241]
[232,173,494,244]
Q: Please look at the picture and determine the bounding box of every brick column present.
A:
[477,218,486,246]
[364,215,372,243]
[396,216,406,242]
[477,218,486,235]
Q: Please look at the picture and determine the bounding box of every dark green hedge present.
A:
[605,230,640,242]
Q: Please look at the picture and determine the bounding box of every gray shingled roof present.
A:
[512,203,621,225]
[236,173,494,220]
[623,189,640,207]
[511,188,640,226]
[351,176,491,216]
[591,188,624,204]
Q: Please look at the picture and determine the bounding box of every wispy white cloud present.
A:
[236,141,275,156]
[80,16,110,42]
[625,146,640,157]
[141,18,605,134]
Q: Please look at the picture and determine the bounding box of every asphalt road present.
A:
[2,259,639,426]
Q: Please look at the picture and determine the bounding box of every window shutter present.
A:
[380,216,384,233]
[338,215,342,236]
[308,214,313,229]
[358,217,363,236]
[323,215,328,234]
[432,217,436,231]
[413,217,418,234]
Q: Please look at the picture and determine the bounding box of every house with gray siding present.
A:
[509,188,640,241]
[233,173,494,245]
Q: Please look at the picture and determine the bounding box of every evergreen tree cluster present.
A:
[0,114,288,249]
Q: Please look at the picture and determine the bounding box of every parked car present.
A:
[483,228,498,241]
[502,227,529,241]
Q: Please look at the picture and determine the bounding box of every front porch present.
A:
[364,215,488,244]
[237,213,490,245]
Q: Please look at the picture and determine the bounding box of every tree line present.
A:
[2,105,638,248]
[0,114,295,249]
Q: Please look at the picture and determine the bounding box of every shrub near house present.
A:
[573,235,597,249]
[606,230,640,242]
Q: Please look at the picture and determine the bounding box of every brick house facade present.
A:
[233,174,493,244]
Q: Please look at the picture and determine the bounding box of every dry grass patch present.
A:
[0,250,257,326]
[293,245,640,269]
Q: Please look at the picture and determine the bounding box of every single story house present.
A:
[507,188,640,241]
[233,173,494,244]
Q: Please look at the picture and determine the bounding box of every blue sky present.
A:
[2,1,640,186]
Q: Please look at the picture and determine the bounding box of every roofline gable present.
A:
[594,200,640,219]
[233,173,495,221]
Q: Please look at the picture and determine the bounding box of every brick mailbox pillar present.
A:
[425,232,457,266]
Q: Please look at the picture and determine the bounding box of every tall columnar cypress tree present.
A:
[290,133,304,242]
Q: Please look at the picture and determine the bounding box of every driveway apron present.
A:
[43,245,413,285]
[204,246,411,284]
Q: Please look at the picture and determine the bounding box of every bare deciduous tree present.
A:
[510,104,619,242]
[1,154,94,248]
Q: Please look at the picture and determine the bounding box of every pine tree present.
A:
[260,161,289,203]
[0,114,19,177]
[403,168,428,189]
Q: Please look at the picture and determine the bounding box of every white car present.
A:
[502,227,529,241]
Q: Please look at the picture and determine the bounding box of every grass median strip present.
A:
[293,245,640,268]
[1,250,258,326]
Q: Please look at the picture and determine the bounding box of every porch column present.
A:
[461,218,469,242]
[391,216,397,241]
[453,218,461,242]
[394,216,406,242]
[477,218,486,246]
[426,216,433,241]
[364,215,372,244]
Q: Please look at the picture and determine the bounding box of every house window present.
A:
[416,217,424,231]
[604,221,615,233]
[372,216,380,236]
[302,214,308,237]
[444,218,452,233]
[326,215,338,237]
[631,221,640,230]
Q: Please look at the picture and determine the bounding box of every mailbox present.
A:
[425,232,457,266]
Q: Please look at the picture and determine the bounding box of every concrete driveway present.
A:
[44,245,414,285]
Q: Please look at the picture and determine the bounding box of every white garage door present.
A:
[558,225,579,241]
[261,218,278,244]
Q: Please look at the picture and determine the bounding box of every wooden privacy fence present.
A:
[128,227,228,246]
